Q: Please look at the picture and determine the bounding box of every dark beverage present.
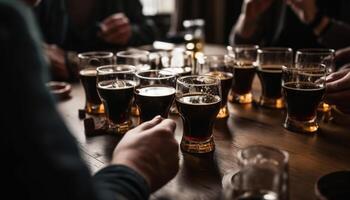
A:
[206,71,233,106]
[283,82,325,121]
[135,86,175,122]
[80,68,101,105]
[232,63,256,95]
[257,66,283,99]
[176,93,221,141]
[97,80,135,124]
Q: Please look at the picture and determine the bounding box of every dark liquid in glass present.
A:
[257,66,282,98]
[135,86,175,122]
[283,82,325,121]
[206,71,233,106]
[80,68,101,105]
[97,80,135,124]
[176,93,221,141]
[232,64,256,95]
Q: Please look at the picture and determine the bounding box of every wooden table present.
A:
[57,45,350,200]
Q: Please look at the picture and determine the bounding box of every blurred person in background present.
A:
[3,0,178,199]
[230,0,350,49]
[34,0,158,81]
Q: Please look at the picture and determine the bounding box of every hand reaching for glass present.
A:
[325,69,350,114]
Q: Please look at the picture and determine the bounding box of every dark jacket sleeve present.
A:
[2,1,149,199]
[318,19,350,49]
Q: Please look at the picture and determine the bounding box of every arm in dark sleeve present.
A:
[3,1,149,200]
[124,0,158,46]
[318,19,350,49]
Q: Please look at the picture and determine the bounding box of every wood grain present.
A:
[57,45,350,200]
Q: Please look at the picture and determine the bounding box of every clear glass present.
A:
[223,145,289,200]
[78,51,114,115]
[176,75,221,153]
[117,49,151,116]
[135,70,176,123]
[197,55,233,118]
[282,64,326,133]
[227,45,259,104]
[183,19,205,54]
[295,49,335,120]
[96,65,138,134]
[256,48,293,109]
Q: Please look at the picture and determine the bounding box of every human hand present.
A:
[99,13,132,46]
[335,47,350,69]
[241,0,275,22]
[111,116,179,192]
[325,69,350,113]
[43,44,69,80]
[285,0,318,24]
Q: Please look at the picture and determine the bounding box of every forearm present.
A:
[93,165,150,200]
[316,18,350,49]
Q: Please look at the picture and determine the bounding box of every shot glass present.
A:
[78,51,114,114]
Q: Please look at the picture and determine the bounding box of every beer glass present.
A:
[176,75,221,153]
[282,64,326,133]
[225,146,289,200]
[295,49,335,116]
[227,45,258,104]
[183,19,205,54]
[78,51,114,114]
[135,70,176,123]
[198,55,233,118]
[96,65,138,134]
[256,48,293,109]
[117,49,151,116]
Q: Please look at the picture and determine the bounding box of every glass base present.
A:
[228,91,252,104]
[181,136,215,153]
[283,116,318,134]
[318,102,331,112]
[86,103,104,115]
[107,120,132,135]
[217,105,229,119]
[258,96,285,109]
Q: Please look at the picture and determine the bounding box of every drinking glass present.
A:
[135,70,176,123]
[282,64,326,133]
[227,45,258,104]
[96,65,138,134]
[117,49,151,116]
[78,51,114,114]
[183,19,205,54]
[295,49,335,117]
[256,48,293,109]
[197,55,233,118]
[224,145,289,200]
[176,75,221,153]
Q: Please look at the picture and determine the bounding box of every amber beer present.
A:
[283,82,325,122]
[135,86,175,122]
[206,71,233,118]
[97,80,136,128]
[176,93,221,141]
[79,68,103,114]
[229,61,256,103]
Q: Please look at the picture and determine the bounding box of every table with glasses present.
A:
[57,45,350,200]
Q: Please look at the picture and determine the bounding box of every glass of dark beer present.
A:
[78,52,114,115]
[198,55,233,118]
[176,75,221,153]
[256,48,293,109]
[282,64,326,133]
[96,65,138,134]
[295,49,335,118]
[224,145,289,200]
[227,45,258,104]
[135,70,176,123]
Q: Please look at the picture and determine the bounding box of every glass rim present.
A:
[258,47,293,54]
[78,51,114,59]
[237,145,289,165]
[282,64,327,71]
[227,45,259,51]
[176,75,220,87]
[96,64,136,74]
[116,50,150,58]
[135,69,176,80]
[296,48,335,55]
